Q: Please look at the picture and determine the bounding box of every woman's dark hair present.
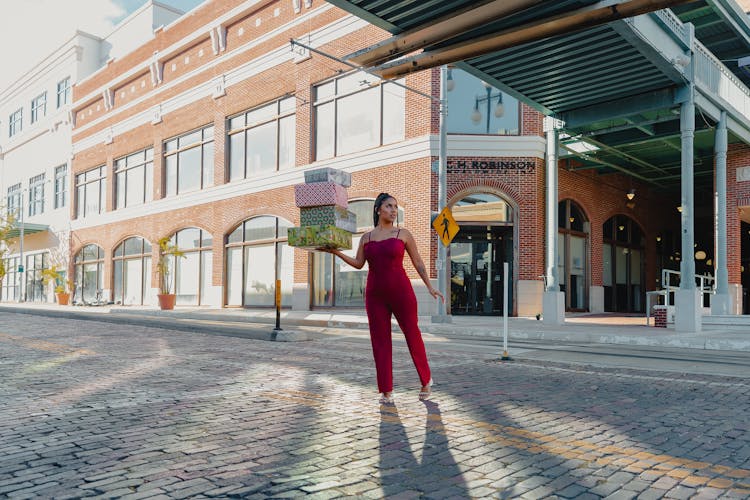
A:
[373,192,394,227]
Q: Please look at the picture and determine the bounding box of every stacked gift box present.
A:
[288,168,356,250]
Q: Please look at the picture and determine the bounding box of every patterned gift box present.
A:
[300,206,357,232]
[294,182,348,208]
[287,225,352,250]
[304,167,352,187]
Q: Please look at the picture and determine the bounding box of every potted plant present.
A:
[156,236,185,310]
[41,265,73,305]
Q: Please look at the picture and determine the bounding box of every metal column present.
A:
[712,110,730,315]
[675,81,701,332]
[543,117,564,325]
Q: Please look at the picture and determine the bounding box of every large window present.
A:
[115,148,153,209]
[228,97,295,181]
[57,77,71,108]
[312,200,403,307]
[447,68,519,135]
[113,237,152,306]
[25,253,49,303]
[225,216,293,307]
[165,228,214,306]
[31,92,47,123]
[314,73,405,160]
[558,200,588,311]
[28,173,45,217]
[74,244,104,304]
[1,256,21,302]
[76,166,106,218]
[164,125,214,196]
[9,109,22,137]
[54,164,67,209]
[7,184,21,217]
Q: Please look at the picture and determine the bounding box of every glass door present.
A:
[450,226,512,315]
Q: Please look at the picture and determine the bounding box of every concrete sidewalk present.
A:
[1,302,748,351]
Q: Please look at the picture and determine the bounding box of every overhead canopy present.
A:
[6,223,49,239]
[326,0,750,193]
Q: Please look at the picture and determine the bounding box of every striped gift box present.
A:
[304,167,352,187]
[300,206,357,232]
[294,182,348,208]
[287,225,353,250]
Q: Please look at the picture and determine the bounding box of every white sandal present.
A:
[418,378,433,401]
[379,393,394,405]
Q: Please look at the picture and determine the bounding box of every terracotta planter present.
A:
[56,292,70,306]
[157,293,176,310]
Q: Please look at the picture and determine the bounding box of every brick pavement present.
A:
[0,311,749,499]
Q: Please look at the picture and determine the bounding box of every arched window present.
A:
[558,200,589,311]
[603,215,645,312]
[311,199,404,307]
[74,244,104,304]
[113,237,152,305]
[225,216,293,307]
[165,228,213,306]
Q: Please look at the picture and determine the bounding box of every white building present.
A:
[0,1,186,302]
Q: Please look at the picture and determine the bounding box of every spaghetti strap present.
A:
[396,229,401,239]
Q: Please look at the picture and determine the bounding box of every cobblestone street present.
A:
[0,312,749,499]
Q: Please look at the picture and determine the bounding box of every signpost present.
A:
[432,206,459,247]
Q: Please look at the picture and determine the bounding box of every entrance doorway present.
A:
[448,192,514,316]
[450,226,513,315]
[603,215,645,313]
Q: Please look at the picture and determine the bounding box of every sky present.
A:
[0,0,205,91]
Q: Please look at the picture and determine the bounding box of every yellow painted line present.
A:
[264,389,750,491]
[0,332,95,355]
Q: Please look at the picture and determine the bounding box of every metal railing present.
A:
[645,269,715,325]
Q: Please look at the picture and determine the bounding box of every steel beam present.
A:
[372,0,694,79]
[345,0,545,66]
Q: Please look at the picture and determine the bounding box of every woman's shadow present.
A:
[378,400,468,497]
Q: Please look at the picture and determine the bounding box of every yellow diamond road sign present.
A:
[432,206,459,247]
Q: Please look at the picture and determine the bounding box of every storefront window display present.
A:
[74,244,104,304]
[225,216,293,307]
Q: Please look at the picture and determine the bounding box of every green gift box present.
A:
[300,206,357,232]
[287,225,353,250]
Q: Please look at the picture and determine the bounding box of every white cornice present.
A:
[71,135,431,230]
[436,134,546,159]
[72,12,366,152]
[74,0,323,111]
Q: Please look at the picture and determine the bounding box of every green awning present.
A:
[6,223,49,239]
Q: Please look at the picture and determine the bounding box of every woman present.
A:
[319,193,444,404]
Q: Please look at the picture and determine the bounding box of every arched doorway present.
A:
[113,237,152,305]
[559,200,589,311]
[603,215,645,312]
[74,244,104,304]
[165,228,214,306]
[449,193,513,315]
[225,216,293,307]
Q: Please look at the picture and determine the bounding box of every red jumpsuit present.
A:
[364,233,431,393]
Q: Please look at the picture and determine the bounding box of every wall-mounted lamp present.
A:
[677,205,683,213]
[706,259,712,266]
[618,224,625,231]
[569,216,575,223]
[656,235,662,242]
[695,250,707,260]
[626,188,636,201]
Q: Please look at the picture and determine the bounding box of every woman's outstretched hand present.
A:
[428,287,445,303]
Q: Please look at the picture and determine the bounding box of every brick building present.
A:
[64,0,749,317]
